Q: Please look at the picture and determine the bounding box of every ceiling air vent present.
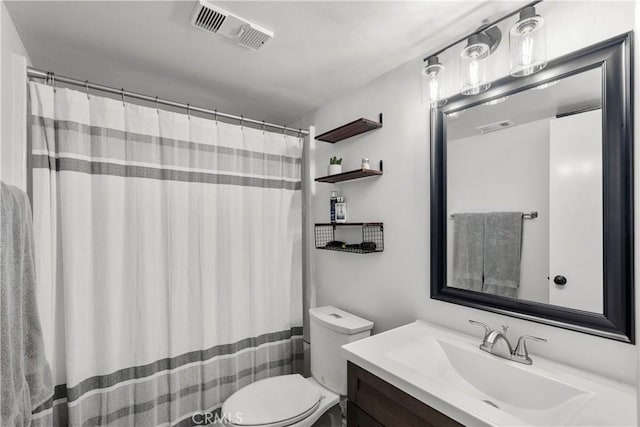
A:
[476,120,515,134]
[190,0,273,50]
[192,2,227,33]
[237,25,272,50]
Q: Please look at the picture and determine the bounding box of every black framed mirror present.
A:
[430,32,634,343]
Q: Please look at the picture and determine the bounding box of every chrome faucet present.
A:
[469,320,547,365]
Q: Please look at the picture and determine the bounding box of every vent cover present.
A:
[238,25,272,50]
[192,2,227,33]
[191,0,273,50]
[476,120,515,134]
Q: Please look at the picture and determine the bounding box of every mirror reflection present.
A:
[445,67,603,314]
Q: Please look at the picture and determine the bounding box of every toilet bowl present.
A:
[221,306,373,427]
[222,374,338,427]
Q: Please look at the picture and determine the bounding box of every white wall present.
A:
[447,119,550,304]
[297,1,637,386]
[0,1,30,191]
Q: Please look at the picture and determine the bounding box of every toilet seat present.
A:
[222,374,323,427]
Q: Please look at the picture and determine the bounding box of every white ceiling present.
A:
[6,0,526,126]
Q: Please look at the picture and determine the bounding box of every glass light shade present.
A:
[460,41,491,95]
[510,9,547,77]
[421,60,447,107]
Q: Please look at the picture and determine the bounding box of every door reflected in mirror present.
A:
[445,68,603,314]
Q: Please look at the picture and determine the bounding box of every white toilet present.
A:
[221,306,373,427]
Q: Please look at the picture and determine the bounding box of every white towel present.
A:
[1,182,53,426]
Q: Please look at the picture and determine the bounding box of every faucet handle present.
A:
[468,320,492,341]
[513,335,547,363]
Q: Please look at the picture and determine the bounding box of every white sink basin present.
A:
[387,335,592,425]
[342,321,636,427]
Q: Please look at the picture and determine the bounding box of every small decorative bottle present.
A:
[335,196,347,223]
[361,158,371,170]
[330,191,338,223]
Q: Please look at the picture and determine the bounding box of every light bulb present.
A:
[460,38,491,95]
[509,6,547,77]
[469,59,480,86]
[421,57,446,107]
[520,36,534,66]
[428,77,439,104]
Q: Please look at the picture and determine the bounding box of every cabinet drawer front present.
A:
[347,362,463,427]
[347,401,384,427]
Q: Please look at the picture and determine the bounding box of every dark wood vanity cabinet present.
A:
[347,362,463,427]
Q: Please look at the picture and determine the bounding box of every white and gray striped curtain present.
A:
[28,82,304,426]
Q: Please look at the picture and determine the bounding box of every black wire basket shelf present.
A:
[314,222,384,254]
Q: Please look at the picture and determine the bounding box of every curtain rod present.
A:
[26,67,309,136]
[422,0,542,62]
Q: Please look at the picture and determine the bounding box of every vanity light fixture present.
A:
[483,96,509,106]
[509,6,547,77]
[534,80,559,90]
[460,27,501,95]
[422,56,447,107]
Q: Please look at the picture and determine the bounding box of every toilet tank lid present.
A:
[309,306,373,335]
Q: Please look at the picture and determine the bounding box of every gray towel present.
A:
[451,213,485,291]
[1,182,53,426]
[483,212,523,298]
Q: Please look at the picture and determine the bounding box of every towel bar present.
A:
[449,211,538,220]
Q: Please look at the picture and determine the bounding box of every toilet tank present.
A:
[309,306,373,395]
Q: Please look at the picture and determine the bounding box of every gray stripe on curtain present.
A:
[31,116,302,165]
[32,155,302,190]
[43,344,302,427]
[30,117,301,180]
[32,330,303,426]
[33,328,303,411]
[81,354,297,427]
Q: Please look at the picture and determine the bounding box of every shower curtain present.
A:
[28,82,304,426]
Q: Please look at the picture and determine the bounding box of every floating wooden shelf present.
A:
[315,166,383,183]
[314,222,384,254]
[316,113,383,143]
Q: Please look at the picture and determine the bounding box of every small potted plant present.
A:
[328,156,343,175]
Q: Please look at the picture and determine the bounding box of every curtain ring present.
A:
[240,115,244,128]
[187,104,191,120]
[262,120,266,134]
[85,80,90,99]
[121,88,125,107]
[214,109,218,124]
[155,96,159,113]
[50,72,56,92]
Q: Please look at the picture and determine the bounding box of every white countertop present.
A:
[341,320,636,427]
